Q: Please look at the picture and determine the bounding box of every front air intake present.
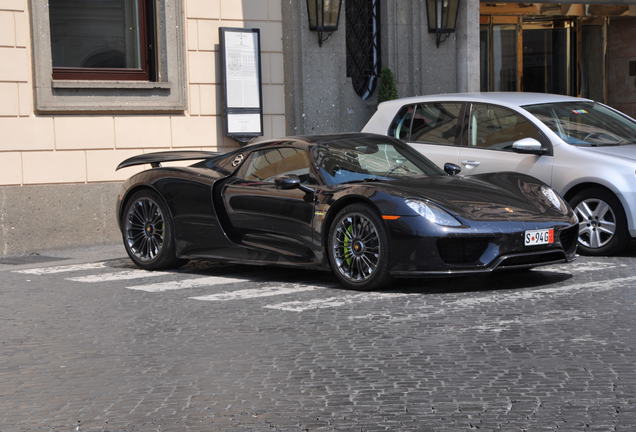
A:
[437,237,490,264]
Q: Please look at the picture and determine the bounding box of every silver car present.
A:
[362,92,636,255]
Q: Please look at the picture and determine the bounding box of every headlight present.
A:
[541,186,567,212]
[405,199,462,227]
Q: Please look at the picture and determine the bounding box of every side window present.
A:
[468,104,545,151]
[410,103,463,146]
[240,148,315,184]
[388,105,415,140]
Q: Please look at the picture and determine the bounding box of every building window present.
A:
[30,0,186,113]
[49,0,154,81]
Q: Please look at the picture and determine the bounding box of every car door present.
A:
[457,103,554,184]
[392,102,464,169]
[222,146,317,260]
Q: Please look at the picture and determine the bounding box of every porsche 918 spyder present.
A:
[116,133,578,290]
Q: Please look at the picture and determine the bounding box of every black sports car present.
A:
[116,133,578,290]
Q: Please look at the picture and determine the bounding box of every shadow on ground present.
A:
[616,239,636,257]
[104,256,575,297]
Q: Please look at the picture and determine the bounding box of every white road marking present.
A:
[127,276,249,292]
[190,284,324,302]
[469,311,584,333]
[14,262,108,275]
[265,292,409,312]
[543,260,625,273]
[67,270,173,283]
[349,275,636,322]
[448,275,636,308]
[570,336,609,346]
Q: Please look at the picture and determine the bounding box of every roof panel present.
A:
[378,92,591,110]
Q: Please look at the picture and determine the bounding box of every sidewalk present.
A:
[0,243,126,273]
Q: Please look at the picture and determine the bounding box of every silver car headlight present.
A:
[405,199,462,227]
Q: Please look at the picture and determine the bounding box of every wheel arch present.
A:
[562,182,629,220]
[561,181,633,252]
[321,195,384,255]
[118,184,173,231]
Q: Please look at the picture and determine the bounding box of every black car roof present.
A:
[245,132,401,150]
[296,132,394,145]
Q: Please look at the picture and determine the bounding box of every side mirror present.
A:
[512,138,546,155]
[444,163,461,176]
[274,174,301,190]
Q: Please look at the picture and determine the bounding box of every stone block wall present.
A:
[0,0,285,255]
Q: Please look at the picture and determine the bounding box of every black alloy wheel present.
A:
[569,187,629,256]
[327,203,392,290]
[122,189,183,269]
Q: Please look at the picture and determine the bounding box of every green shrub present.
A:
[377,67,398,103]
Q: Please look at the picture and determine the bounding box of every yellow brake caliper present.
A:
[343,224,353,266]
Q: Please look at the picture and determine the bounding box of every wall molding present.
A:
[29,0,187,113]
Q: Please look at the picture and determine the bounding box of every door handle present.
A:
[461,160,481,167]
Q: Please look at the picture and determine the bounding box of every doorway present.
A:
[480,16,578,96]
[522,19,576,95]
[480,3,636,117]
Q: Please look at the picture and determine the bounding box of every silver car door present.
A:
[458,103,553,185]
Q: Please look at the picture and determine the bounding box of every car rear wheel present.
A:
[122,189,183,270]
[327,204,392,290]
[569,187,629,256]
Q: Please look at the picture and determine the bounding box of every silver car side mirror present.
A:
[512,138,545,155]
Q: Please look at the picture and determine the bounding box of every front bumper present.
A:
[387,217,578,277]
[391,249,575,277]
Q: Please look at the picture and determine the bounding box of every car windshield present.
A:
[523,101,636,147]
[314,137,445,185]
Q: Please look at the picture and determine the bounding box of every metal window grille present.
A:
[345,0,381,100]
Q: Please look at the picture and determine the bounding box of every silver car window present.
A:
[388,105,415,140]
[410,103,463,146]
[524,102,636,146]
[468,104,545,151]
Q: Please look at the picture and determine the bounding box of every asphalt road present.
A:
[1,244,636,432]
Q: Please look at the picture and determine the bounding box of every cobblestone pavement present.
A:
[1,246,636,432]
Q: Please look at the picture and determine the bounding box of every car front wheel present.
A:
[570,187,629,256]
[327,204,392,290]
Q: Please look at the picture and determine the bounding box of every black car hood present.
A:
[377,172,568,221]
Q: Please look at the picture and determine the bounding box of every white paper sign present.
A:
[224,31,260,109]
[227,113,262,134]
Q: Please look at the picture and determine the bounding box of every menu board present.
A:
[227,113,262,134]
[224,31,260,108]
[220,28,263,141]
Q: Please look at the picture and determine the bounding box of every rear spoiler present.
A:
[116,151,219,170]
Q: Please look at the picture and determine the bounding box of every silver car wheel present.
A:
[125,197,165,262]
[332,213,381,282]
[575,198,616,249]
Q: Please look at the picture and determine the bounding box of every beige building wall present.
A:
[0,0,286,187]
